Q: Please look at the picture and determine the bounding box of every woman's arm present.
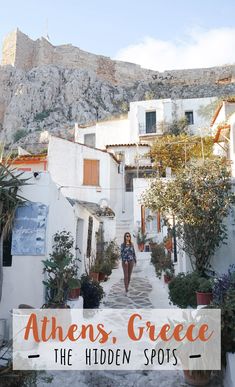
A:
[133,245,137,263]
[120,243,124,260]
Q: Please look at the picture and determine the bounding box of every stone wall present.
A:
[2,29,235,87]
[1,29,154,85]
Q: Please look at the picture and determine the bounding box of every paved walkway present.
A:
[101,251,173,309]
[36,252,222,386]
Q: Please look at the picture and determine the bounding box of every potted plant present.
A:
[42,231,81,308]
[104,239,120,269]
[98,259,112,281]
[196,277,213,306]
[67,278,81,300]
[211,265,235,366]
[150,242,174,281]
[133,228,149,252]
[89,262,100,281]
[183,369,211,386]
[168,272,201,308]
[163,267,174,284]
[80,274,104,308]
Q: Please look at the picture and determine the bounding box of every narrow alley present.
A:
[36,252,223,387]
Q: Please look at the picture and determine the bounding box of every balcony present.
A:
[138,123,164,136]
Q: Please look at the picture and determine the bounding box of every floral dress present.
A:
[121,243,136,263]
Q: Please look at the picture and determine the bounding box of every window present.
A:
[185,111,194,125]
[145,208,161,234]
[146,111,156,133]
[125,171,136,192]
[84,133,96,147]
[83,159,99,186]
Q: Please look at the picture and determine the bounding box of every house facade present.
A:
[74,97,216,247]
[0,172,83,338]
[210,101,235,274]
[47,136,121,262]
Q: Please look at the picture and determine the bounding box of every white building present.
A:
[75,97,217,149]
[210,100,235,274]
[74,97,216,244]
[0,172,93,337]
[47,136,120,243]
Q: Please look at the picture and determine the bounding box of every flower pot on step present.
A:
[98,272,106,282]
[68,287,80,300]
[163,274,172,284]
[183,370,211,386]
[138,243,145,252]
[89,272,99,281]
[196,291,213,306]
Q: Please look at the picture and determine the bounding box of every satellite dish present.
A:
[99,198,109,209]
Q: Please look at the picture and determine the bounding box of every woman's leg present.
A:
[122,261,129,292]
[127,260,134,287]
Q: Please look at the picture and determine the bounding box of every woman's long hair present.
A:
[123,232,133,246]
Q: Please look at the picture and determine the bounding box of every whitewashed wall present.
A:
[174,97,216,135]
[76,119,129,149]
[48,136,121,206]
[0,172,76,329]
[107,145,150,166]
[229,113,235,178]
[76,97,216,151]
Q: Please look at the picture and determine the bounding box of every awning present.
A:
[66,198,115,219]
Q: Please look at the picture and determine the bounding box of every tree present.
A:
[150,134,214,175]
[42,231,81,307]
[142,159,235,273]
[0,155,28,300]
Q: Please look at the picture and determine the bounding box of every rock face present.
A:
[1,29,235,147]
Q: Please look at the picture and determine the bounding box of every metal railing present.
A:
[138,123,165,135]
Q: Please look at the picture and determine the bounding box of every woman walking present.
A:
[121,232,136,295]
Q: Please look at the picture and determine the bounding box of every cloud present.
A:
[114,27,235,72]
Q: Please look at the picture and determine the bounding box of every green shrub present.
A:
[104,239,120,269]
[99,260,112,276]
[151,243,174,278]
[220,288,235,358]
[34,110,51,121]
[168,272,202,308]
[197,277,213,293]
[80,274,104,308]
[13,129,28,142]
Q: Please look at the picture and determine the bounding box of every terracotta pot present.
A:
[98,272,106,282]
[138,243,145,252]
[183,370,211,386]
[196,292,213,306]
[163,274,172,284]
[89,272,99,281]
[68,288,80,300]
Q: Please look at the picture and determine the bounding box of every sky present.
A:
[1,0,235,71]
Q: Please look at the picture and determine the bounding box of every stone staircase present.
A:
[115,218,133,244]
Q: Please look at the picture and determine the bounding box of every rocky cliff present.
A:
[1,30,235,148]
